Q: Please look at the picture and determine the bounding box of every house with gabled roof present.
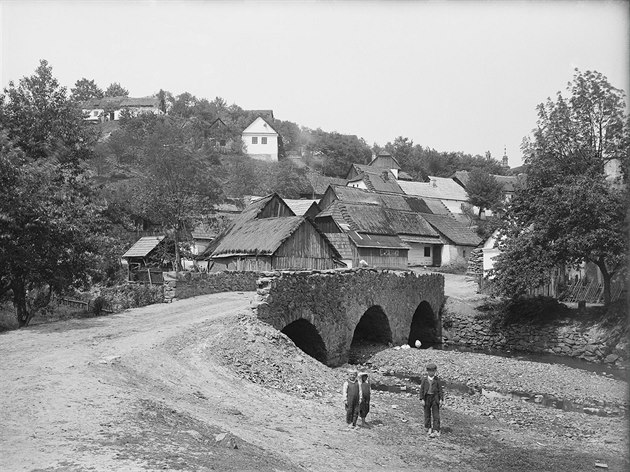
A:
[81,96,162,122]
[314,200,442,267]
[199,193,343,271]
[420,213,482,265]
[345,151,413,181]
[347,169,404,194]
[398,176,471,223]
[242,116,280,161]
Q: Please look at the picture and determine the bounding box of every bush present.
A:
[478,296,571,327]
[91,296,107,316]
[100,284,163,311]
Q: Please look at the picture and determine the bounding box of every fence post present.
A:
[148,268,153,286]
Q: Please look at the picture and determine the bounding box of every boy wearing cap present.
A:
[419,362,444,438]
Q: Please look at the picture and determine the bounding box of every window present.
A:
[261,137,267,144]
[219,139,226,146]
[424,246,431,257]
[252,137,258,144]
[463,250,467,258]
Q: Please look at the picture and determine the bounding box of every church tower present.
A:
[502,146,509,168]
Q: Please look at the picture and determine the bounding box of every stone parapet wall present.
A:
[443,310,628,366]
[163,271,259,303]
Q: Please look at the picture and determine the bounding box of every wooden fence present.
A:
[54,296,113,314]
[128,268,164,285]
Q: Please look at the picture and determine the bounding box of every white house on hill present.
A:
[242,116,279,161]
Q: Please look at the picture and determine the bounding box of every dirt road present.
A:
[1,286,628,471]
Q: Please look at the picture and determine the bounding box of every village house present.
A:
[241,116,280,161]
[198,194,343,271]
[317,184,481,267]
[345,151,414,181]
[81,96,162,122]
[397,175,472,223]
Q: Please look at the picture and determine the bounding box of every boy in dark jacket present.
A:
[419,362,444,437]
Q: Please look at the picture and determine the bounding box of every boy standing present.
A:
[358,372,371,426]
[342,369,361,428]
[419,362,444,438]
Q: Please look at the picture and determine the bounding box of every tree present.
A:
[104,82,129,97]
[70,78,103,101]
[493,69,629,305]
[0,133,103,326]
[133,118,223,269]
[0,59,96,164]
[465,168,505,216]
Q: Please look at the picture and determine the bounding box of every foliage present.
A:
[380,136,508,181]
[477,296,572,327]
[493,69,629,305]
[301,129,372,177]
[104,82,129,97]
[0,133,105,326]
[465,168,505,216]
[0,59,97,164]
[132,117,224,269]
[71,78,103,102]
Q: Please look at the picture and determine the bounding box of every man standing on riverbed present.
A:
[420,362,444,437]
[342,369,361,428]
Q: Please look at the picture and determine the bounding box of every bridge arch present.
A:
[281,318,328,364]
[408,301,440,348]
[351,305,393,345]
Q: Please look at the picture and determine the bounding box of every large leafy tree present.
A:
[0,61,103,326]
[465,168,505,216]
[493,69,629,305]
[0,60,96,164]
[0,135,103,326]
[71,78,104,102]
[104,82,129,97]
[133,118,223,269]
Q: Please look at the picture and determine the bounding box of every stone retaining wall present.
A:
[163,271,259,302]
[443,310,628,367]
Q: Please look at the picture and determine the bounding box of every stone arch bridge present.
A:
[253,269,444,367]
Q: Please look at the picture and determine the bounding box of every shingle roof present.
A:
[284,199,319,216]
[211,217,304,257]
[326,185,434,214]
[422,198,451,215]
[368,152,401,170]
[317,201,438,237]
[306,171,347,195]
[352,170,404,194]
[347,232,409,250]
[211,216,341,260]
[420,213,482,247]
[122,236,165,258]
[399,176,468,200]
[81,96,158,109]
[324,233,354,259]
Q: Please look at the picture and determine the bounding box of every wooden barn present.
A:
[121,235,167,284]
[201,193,343,271]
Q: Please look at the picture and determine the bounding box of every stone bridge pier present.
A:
[253,269,444,367]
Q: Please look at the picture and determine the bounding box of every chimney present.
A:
[430,178,437,187]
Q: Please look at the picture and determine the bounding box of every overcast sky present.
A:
[1,0,628,167]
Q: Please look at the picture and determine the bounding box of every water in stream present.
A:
[371,371,626,418]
